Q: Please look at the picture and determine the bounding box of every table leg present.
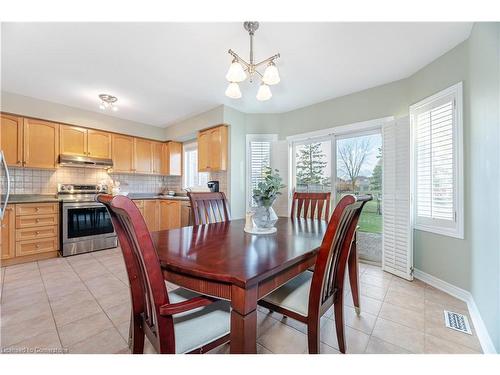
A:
[348,231,361,315]
[230,285,257,354]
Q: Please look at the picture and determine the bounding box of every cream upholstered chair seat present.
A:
[169,288,231,354]
[262,271,313,317]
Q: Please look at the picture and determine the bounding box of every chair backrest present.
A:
[188,192,231,225]
[308,194,371,316]
[290,192,331,220]
[96,194,174,349]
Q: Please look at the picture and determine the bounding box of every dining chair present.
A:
[188,191,231,225]
[259,194,372,354]
[292,191,362,313]
[291,192,331,220]
[96,194,231,354]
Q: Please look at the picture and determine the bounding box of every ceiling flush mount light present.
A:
[225,21,280,101]
[99,94,118,112]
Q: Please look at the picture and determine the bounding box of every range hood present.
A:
[59,154,113,169]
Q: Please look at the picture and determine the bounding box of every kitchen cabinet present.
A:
[159,200,181,230]
[60,125,87,156]
[1,203,59,266]
[23,118,59,169]
[161,141,182,176]
[197,125,227,172]
[152,142,163,175]
[133,200,145,216]
[143,200,160,232]
[1,205,16,260]
[87,129,112,159]
[1,114,23,167]
[134,138,153,174]
[112,134,135,173]
[60,125,112,159]
[133,199,185,232]
[180,201,192,227]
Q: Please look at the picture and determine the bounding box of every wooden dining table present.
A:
[151,217,360,354]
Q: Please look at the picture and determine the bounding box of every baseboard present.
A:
[414,268,497,354]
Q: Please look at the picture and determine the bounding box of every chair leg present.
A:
[129,314,145,354]
[348,235,361,315]
[307,318,320,354]
[333,295,346,354]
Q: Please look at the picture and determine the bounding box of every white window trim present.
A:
[409,82,464,239]
[245,134,278,211]
[287,117,393,215]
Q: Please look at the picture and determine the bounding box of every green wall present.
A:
[467,22,500,351]
[408,40,471,291]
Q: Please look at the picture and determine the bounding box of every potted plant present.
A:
[252,167,286,232]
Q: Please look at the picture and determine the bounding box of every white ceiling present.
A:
[1,22,472,127]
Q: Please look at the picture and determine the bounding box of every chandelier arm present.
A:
[254,53,281,68]
[228,49,251,68]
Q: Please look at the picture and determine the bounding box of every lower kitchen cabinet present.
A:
[1,205,16,260]
[1,202,59,266]
[143,200,160,232]
[159,200,181,230]
[132,199,184,232]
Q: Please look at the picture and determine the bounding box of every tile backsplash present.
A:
[1,167,182,195]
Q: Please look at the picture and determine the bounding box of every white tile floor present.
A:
[0,248,483,354]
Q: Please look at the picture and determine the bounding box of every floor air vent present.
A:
[443,310,472,335]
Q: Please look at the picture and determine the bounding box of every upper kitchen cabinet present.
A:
[87,129,112,159]
[161,141,182,176]
[60,126,112,159]
[60,125,87,156]
[134,138,153,174]
[112,134,135,173]
[0,114,23,167]
[197,125,228,172]
[23,118,59,169]
[152,142,163,175]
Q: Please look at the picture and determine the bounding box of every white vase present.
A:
[253,205,278,230]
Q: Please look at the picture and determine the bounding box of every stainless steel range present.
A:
[58,184,117,257]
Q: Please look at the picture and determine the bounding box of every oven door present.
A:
[62,202,116,243]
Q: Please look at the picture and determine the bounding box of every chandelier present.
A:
[225,22,281,101]
[99,94,118,112]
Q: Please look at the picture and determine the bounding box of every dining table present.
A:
[151,217,360,354]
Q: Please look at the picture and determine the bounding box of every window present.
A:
[183,141,209,189]
[410,82,463,238]
[291,138,332,193]
[246,134,277,209]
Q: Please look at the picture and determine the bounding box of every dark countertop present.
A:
[3,194,61,203]
[128,193,189,201]
[3,193,189,204]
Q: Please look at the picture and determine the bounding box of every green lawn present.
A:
[336,195,382,234]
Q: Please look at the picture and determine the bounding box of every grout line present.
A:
[66,253,129,351]
[34,260,65,352]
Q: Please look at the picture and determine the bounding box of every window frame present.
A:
[409,82,464,239]
[182,140,209,190]
[245,134,278,211]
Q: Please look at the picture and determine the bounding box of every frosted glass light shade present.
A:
[263,63,280,85]
[225,61,246,83]
[225,82,242,99]
[256,83,272,101]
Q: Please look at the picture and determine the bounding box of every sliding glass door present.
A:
[335,131,382,264]
[291,128,383,264]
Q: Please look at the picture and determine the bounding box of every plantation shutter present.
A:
[382,117,413,280]
[414,96,456,226]
[248,138,272,208]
